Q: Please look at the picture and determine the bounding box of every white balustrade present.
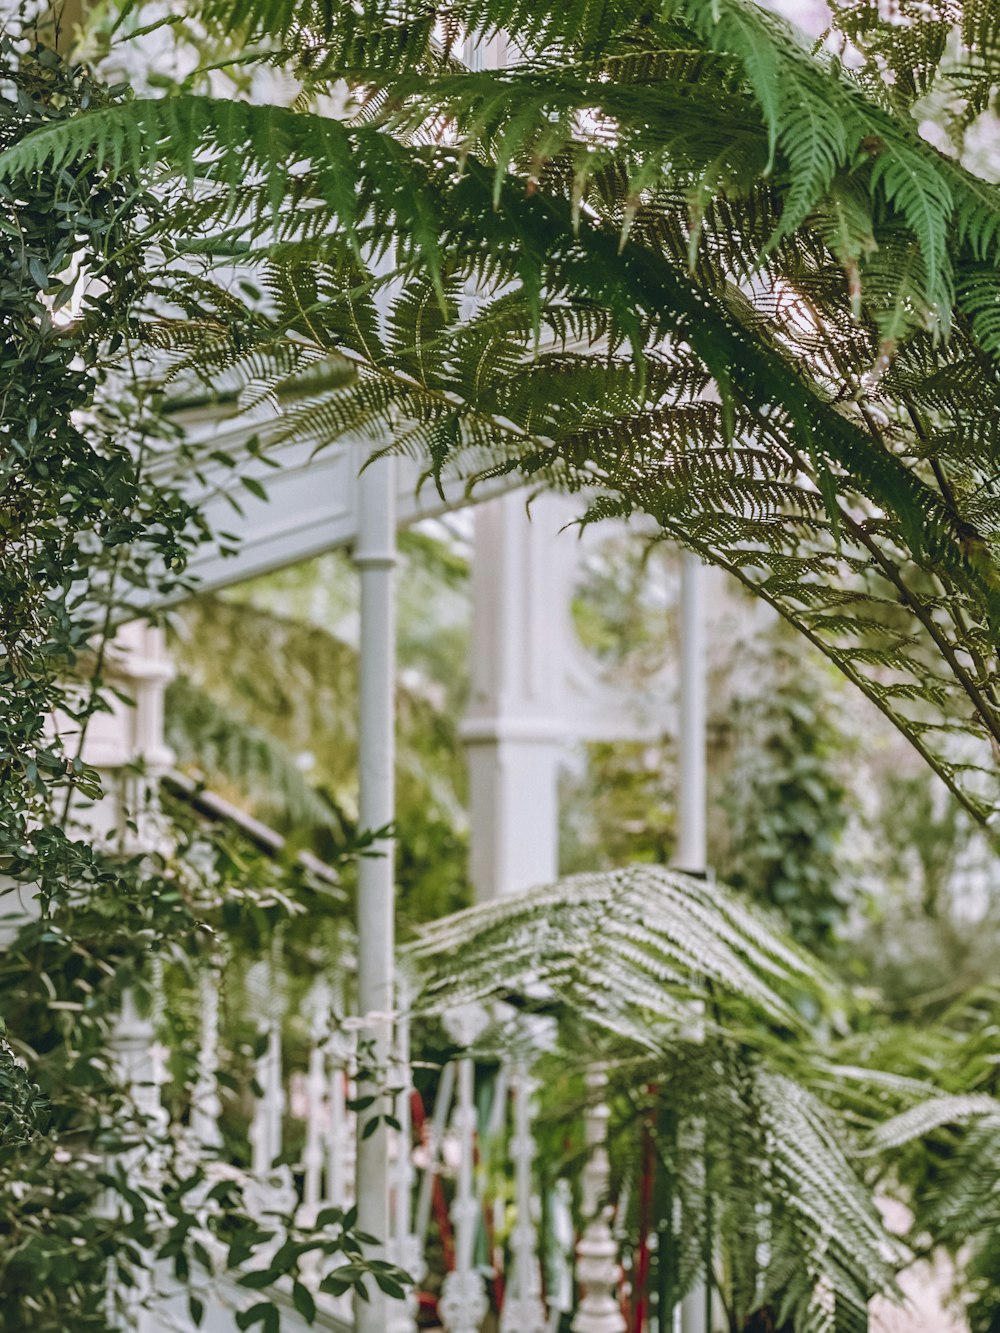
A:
[414,1059,456,1248]
[113,986,168,1160]
[148,955,171,1160]
[499,1061,546,1333]
[108,986,168,1329]
[320,1015,357,1321]
[548,1178,576,1329]
[247,956,285,1179]
[572,1069,626,1333]
[439,1005,491,1333]
[302,980,331,1212]
[190,958,223,1151]
[244,953,296,1232]
[324,1017,357,1212]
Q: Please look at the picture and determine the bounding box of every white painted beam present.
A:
[163,410,518,598]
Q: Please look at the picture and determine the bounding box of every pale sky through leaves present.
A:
[766,0,831,35]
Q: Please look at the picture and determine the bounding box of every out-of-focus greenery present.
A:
[169,519,1000,1325]
[167,527,473,930]
[561,551,862,956]
[714,621,858,955]
[570,531,674,683]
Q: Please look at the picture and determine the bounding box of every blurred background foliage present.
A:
[167,523,472,930]
[166,515,1000,1325]
[167,517,997,982]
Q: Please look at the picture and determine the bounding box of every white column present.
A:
[353,454,398,1333]
[675,552,707,876]
[572,1069,625,1333]
[462,492,564,901]
[675,552,710,1333]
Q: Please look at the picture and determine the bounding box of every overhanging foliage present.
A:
[4,0,998,818]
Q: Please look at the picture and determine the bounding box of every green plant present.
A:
[5,0,1000,822]
[716,622,858,955]
[0,27,400,1328]
[826,987,1000,1332]
[412,864,899,1332]
[165,529,473,927]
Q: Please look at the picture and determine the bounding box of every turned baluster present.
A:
[572,1069,625,1333]
[499,1059,546,1333]
[190,956,223,1151]
[439,1005,490,1333]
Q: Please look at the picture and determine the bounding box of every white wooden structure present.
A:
[74,17,718,1327]
[91,405,718,1333]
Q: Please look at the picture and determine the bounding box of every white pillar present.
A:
[675,552,710,1333]
[676,552,707,876]
[353,454,398,1333]
[462,493,564,901]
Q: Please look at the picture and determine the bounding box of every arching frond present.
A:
[868,1092,1000,1152]
[6,0,1000,820]
[410,863,829,1040]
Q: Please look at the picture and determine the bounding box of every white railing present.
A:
[110,959,637,1333]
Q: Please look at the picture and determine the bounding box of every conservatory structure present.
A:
[88,392,723,1333]
[14,9,985,1333]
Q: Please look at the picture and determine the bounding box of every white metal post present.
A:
[676,551,709,1333]
[353,454,398,1333]
[676,552,707,877]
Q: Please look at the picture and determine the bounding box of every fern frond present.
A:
[11,0,1000,819]
[868,1092,1000,1152]
[411,863,830,1041]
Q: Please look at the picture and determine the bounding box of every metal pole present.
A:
[353,454,398,1333]
[676,551,707,877]
[676,551,709,1333]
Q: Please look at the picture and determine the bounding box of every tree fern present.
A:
[413,868,899,1328]
[868,1091,1000,1152]
[410,863,829,1038]
[7,0,1000,820]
